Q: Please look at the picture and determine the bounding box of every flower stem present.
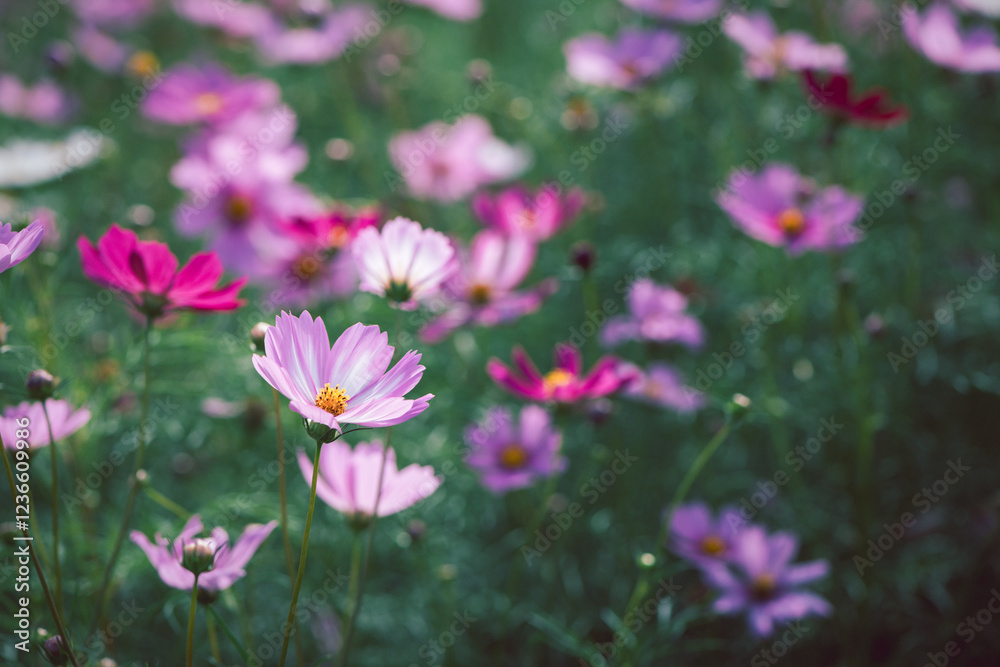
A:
[273,388,304,665]
[187,575,199,667]
[278,439,324,667]
[205,604,251,664]
[206,604,222,663]
[93,317,153,632]
[42,400,63,616]
[339,434,391,667]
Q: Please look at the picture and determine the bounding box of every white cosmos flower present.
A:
[0,129,110,188]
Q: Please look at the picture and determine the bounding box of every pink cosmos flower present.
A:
[723,12,848,79]
[903,4,1000,72]
[419,231,557,343]
[471,185,585,241]
[400,0,483,21]
[77,224,247,320]
[955,0,1000,18]
[0,76,73,125]
[619,0,723,23]
[668,502,742,568]
[564,28,683,89]
[252,3,371,65]
[71,0,157,28]
[0,220,44,274]
[130,515,277,592]
[0,399,91,450]
[172,0,275,38]
[71,25,130,73]
[389,115,530,202]
[618,362,704,412]
[465,405,565,493]
[602,279,705,348]
[488,343,630,404]
[715,163,864,254]
[252,311,433,435]
[352,217,457,310]
[142,63,281,126]
[702,526,831,637]
[297,440,441,521]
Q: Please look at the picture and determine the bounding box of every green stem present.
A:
[343,532,363,624]
[273,388,304,665]
[187,575,199,667]
[278,439,324,667]
[43,400,62,616]
[206,605,221,664]
[144,485,190,521]
[205,604,251,664]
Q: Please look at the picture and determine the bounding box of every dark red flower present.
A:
[803,70,908,128]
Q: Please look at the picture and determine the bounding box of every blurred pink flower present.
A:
[564,28,683,89]
[487,344,630,403]
[1,399,91,450]
[602,279,705,348]
[389,115,530,202]
[472,185,585,241]
[130,515,277,592]
[352,217,457,309]
[620,0,723,22]
[71,25,130,72]
[955,0,1000,18]
[253,3,371,64]
[252,311,433,435]
[172,0,275,38]
[465,405,564,493]
[903,4,1000,72]
[71,0,157,28]
[669,502,742,567]
[401,0,483,21]
[142,63,281,126]
[723,11,848,79]
[618,361,704,412]
[0,75,73,125]
[715,163,864,254]
[77,224,247,320]
[0,220,44,274]
[297,440,441,521]
[419,231,557,343]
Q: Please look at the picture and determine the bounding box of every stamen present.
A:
[315,383,350,416]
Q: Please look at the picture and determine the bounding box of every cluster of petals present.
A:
[1,399,91,450]
[464,405,565,493]
[616,361,704,412]
[142,64,281,126]
[802,70,909,128]
[564,28,683,89]
[0,220,44,274]
[602,279,705,348]
[903,4,1000,73]
[0,75,74,125]
[723,12,848,79]
[472,185,585,241]
[487,343,630,404]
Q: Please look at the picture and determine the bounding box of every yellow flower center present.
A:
[777,207,805,236]
[194,92,225,116]
[328,225,349,249]
[469,283,492,305]
[127,51,160,78]
[516,209,537,231]
[542,369,575,393]
[700,535,726,556]
[292,255,322,282]
[315,383,350,416]
[499,443,528,469]
[225,194,254,225]
[751,573,777,601]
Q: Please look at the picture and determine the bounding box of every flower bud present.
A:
[405,519,426,543]
[726,393,752,421]
[181,538,217,576]
[250,322,270,353]
[569,241,596,274]
[26,369,57,400]
[42,635,68,665]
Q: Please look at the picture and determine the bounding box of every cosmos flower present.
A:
[253,3,371,65]
[723,11,848,79]
[602,279,705,348]
[668,502,742,568]
[0,399,91,450]
[297,440,442,522]
[702,526,831,636]
[487,343,630,404]
[802,70,909,128]
[400,0,483,21]
[0,220,44,274]
[0,131,108,189]
[352,217,457,309]
[172,0,275,38]
[252,311,433,436]
[388,115,530,202]
[142,63,281,126]
[471,185,585,241]
[130,515,277,592]
[71,0,158,28]
[419,231,557,343]
[77,224,247,320]
[619,0,723,23]
[564,28,683,89]
[0,75,74,125]
[902,4,1000,73]
[715,164,864,254]
[618,362,704,412]
[464,405,565,493]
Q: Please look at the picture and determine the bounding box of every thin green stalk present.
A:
[278,440,324,667]
[273,388,304,665]
[187,575,200,667]
[342,533,363,624]
[205,604,251,664]
[339,435,391,667]
[42,400,62,615]
[144,485,190,521]
[206,606,221,664]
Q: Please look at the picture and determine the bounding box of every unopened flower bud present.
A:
[42,635,68,665]
[250,322,270,353]
[406,519,426,543]
[182,538,217,576]
[726,393,752,420]
[570,241,596,274]
[26,369,57,400]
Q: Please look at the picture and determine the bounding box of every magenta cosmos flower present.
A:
[564,28,683,89]
[723,11,848,79]
[131,515,277,592]
[401,0,482,21]
[472,185,585,241]
[0,220,44,274]
[0,75,73,125]
[620,0,722,23]
[298,440,441,523]
[389,115,530,202]
[142,63,280,126]
[602,279,705,348]
[78,225,247,320]
[715,164,864,254]
[668,502,743,568]
[488,343,630,404]
[253,311,433,437]
[903,4,1000,73]
[465,405,564,493]
[702,526,831,637]
[617,362,704,412]
[352,217,457,309]
[0,400,91,450]
[419,231,557,343]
